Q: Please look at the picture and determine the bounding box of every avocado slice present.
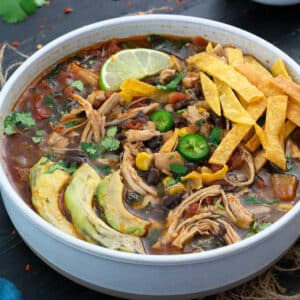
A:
[64,163,145,254]
[97,171,150,236]
[29,157,80,238]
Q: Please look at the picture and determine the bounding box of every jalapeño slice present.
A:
[150,109,174,132]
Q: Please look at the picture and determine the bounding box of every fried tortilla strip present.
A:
[243,55,273,79]
[271,75,300,105]
[225,47,243,68]
[200,72,221,116]
[206,42,214,53]
[254,120,296,171]
[187,52,264,103]
[215,79,254,125]
[245,128,262,152]
[287,101,300,127]
[209,97,266,165]
[254,124,268,148]
[271,59,292,80]
[264,95,288,170]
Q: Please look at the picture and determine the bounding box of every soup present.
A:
[3,35,300,254]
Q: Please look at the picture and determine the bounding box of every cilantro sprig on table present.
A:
[0,0,47,24]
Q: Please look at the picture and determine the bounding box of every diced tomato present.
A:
[127,121,143,130]
[56,71,71,85]
[191,36,208,48]
[228,149,244,171]
[168,92,189,105]
[271,174,298,201]
[254,175,267,189]
[186,202,199,217]
[33,95,51,120]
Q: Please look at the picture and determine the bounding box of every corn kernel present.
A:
[178,127,193,137]
[166,182,185,195]
[135,152,153,171]
[198,107,207,113]
[278,204,293,211]
[199,166,212,174]
[163,176,174,187]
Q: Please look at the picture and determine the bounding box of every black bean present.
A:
[265,161,285,174]
[163,194,183,209]
[173,100,190,110]
[172,112,186,128]
[209,111,226,129]
[146,169,161,185]
[115,132,126,141]
[193,83,204,99]
[184,162,198,172]
[291,127,300,146]
[135,111,149,123]
[145,136,162,151]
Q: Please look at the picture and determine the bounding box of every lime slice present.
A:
[99,48,172,91]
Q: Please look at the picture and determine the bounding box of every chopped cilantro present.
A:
[45,160,77,174]
[208,127,222,146]
[81,142,100,160]
[47,64,64,83]
[196,118,205,128]
[96,164,112,176]
[176,108,187,115]
[36,130,44,136]
[43,95,55,109]
[64,121,78,128]
[71,80,84,92]
[4,112,36,135]
[45,152,54,160]
[166,177,177,186]
[246,221,272,238]
[216,203,225,210]
[244,195,280,206]
[32,136,42,144]
[170,163,188,177]
[99,137,120,152]
[106,126,118,137]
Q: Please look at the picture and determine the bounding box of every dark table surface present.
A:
[1,1,300,299]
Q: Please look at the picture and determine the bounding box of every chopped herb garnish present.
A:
[71,80,84,92]
[45,152,54,160]
[216,203,225,210]
[96,164,112,176]
[106,126,118,137]
[157,72,184,92]
[4,111,36,135]
[36,130,44,136]
[64,121,78,128]
[244,195,280,206]
[99,127,120,152]
[176,108,187,115]
[246,221,272,238]
[170,163,188,177]
[196,118,205,128]
[47,64,64,82]
[43,95,55,109]
[208,127,222,146]
[166,177,178,186]
[45,160,77,174]
[81,142,101,160]
[147,227,161,246]
[32,136,42,144]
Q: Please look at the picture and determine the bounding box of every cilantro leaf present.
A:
[208,127,222,146]
[32,136,42,144]
[99,137,120,152]
[4,112,36,135]
[106,126,118,137]
[170,163,188,176]
[36,130,44,136]
[246,221,272,238]
[20,0,37,15]
[96,164,112,176]
[45,160,77,174]
[244,195,280,206]
[71,80,84,92]
[81,142,100,160]
[64,121,78,128]
[196,118,205,128]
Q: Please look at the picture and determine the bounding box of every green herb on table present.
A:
[157,72,184,92]
[0,0,47,24]
[4,111,36,135]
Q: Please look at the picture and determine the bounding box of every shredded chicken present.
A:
[212,44,227,63]
[121,144,158,196]
[154,151,184,175]
[125,128,160,142]
[223,194,254,229]
[106,103,160,126]
[60,106,85,123]
[47,132,69,148]
[225,146,255,187]
[125,142,142,156]
[69,62,98,87]
[159,68,176,85]
[218,219,241,244]
[98,93,120,115]
[87,90,106,107]
[182,72,199,88]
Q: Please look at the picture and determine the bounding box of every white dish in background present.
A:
[0,15,300,300]
[252,0,300,5]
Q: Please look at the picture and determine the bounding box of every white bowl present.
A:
[0,15,300,300]
[252,0,300,5]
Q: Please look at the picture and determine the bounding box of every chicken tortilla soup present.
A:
[3,35,300,254]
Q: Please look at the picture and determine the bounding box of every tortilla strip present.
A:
[264,95,288,170]
[287,101,300,127]
[225,47,243,68]
[243,55,273,79]
[200,73,221,116]
[209,97,266,165]
[271,75,300,105]
[187,52,264,103]
[245,129,262,152]
[271,59,292,80]
[206,42,214,53]
[254,124,268,149]
[254,120,296,171]
[215,79,254,125]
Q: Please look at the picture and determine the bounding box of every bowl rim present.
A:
[0,14,299,265]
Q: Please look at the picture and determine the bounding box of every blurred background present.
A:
[0,1,300,299]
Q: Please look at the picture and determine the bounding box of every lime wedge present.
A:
[99,48,172,91]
